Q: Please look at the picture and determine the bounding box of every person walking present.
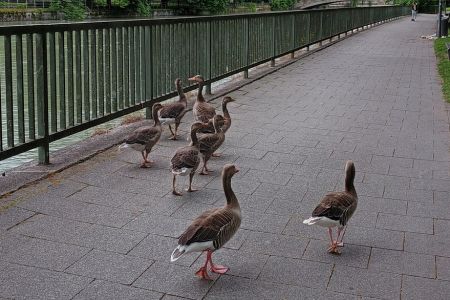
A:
[412,2,417,21]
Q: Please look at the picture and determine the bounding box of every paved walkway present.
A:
[1,14,450,300]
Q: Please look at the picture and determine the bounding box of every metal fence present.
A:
[0,6,409,164]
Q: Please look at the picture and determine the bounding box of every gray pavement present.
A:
[1,14,450,300]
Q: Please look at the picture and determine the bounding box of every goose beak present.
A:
[188,76,196,81]
[235,167,240,173]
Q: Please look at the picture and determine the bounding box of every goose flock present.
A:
[119,75,358,279]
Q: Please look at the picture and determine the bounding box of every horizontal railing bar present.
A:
[0,7,402,35]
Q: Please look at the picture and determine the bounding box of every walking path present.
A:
[1,14,449,300]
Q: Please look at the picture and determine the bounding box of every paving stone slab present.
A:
[404,232,450,257]
[0,207,34,231]
[74,280,163,300]
[402,276,450,300]
[368,248,435,278]
[205,275,357,300]
[133,261,214,300]
[123,213,192,238]
[328,265,402,300]
[258,256,332,288]
[240,231,309,259]
[11,214,147,254]
[0,233,90,271]
[302,239,370,268]
[66,249,154,285]
[128,233,200,267]
[0,260,91,300]
[376,213,433,234]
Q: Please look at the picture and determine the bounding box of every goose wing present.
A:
[312,192,357,225]
[125,126,160,145]
[196,103,216,123]
[179,208,238,248]
[198,134,221,153]
[159,102,186,119]
[171,147,200,170]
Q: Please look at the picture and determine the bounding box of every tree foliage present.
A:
[270,0,296,10]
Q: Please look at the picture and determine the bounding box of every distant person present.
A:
[412,2,417,21]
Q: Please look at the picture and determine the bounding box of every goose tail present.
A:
[303,217,322,225]
[170,246,185,262]
[118,143,130,152]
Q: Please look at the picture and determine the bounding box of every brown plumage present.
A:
[189,75,216,124]
[119,103,163,168]
[303,160,357,254]
[170,164,241,280]
[198,115,225,175]
[170,122,205,196]
[158,78,188,140]
[221,96,235,133]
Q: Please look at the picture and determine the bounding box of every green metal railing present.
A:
[0,6,408,164]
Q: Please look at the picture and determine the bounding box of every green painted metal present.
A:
[105,28,111,114]
[123,27,129,107]
[49,32,57,133]
[0,6,409,162]
[90,30,97,119]
[82,30,89,122]
[35,33,49,164]
[26,34,35,140]
[129,27,135,105]
[111,28,117,112]
[4,35,13,147]
[75,30,82,124]
[67,31,74,127]
[58,32,66,130]
[98,29,104,116]
[16,35,25,144]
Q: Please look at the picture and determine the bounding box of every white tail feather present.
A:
[171,167,189,176]
[118,143,129,151]
[303,217,322,225]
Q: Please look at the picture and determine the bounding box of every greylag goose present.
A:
[198,115,225,175]
[189,75,216,124]
[303,160,357,254]
[119,103,163,168]
[221,96,235,134]
[170,122,205,196]
[158,78,188,140]
[170,164,241,280]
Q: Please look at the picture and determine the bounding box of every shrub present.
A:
[136,0,152,16]
[270,0,296,10]
[184,0,229,14]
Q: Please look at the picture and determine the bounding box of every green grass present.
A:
[434,37,450,103]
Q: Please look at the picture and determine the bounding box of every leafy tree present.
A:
[270,0,296,10]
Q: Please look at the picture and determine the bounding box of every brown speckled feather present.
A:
[198,133,223,154]
[193,101,216,123]
[312,192,357,226]
[171,146,201,170]
[125,126,162,150]
[178,207,241,249]
[159,102,186,119]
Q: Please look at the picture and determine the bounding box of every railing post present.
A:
[206,22,212,95]
[146,26,153,119]
[271,16,275,67]
[36,33,50,164]
[244,18,249,79]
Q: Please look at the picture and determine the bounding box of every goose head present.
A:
[223,164,240,177]
[222,96,235,104]
[188,75,204,83]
